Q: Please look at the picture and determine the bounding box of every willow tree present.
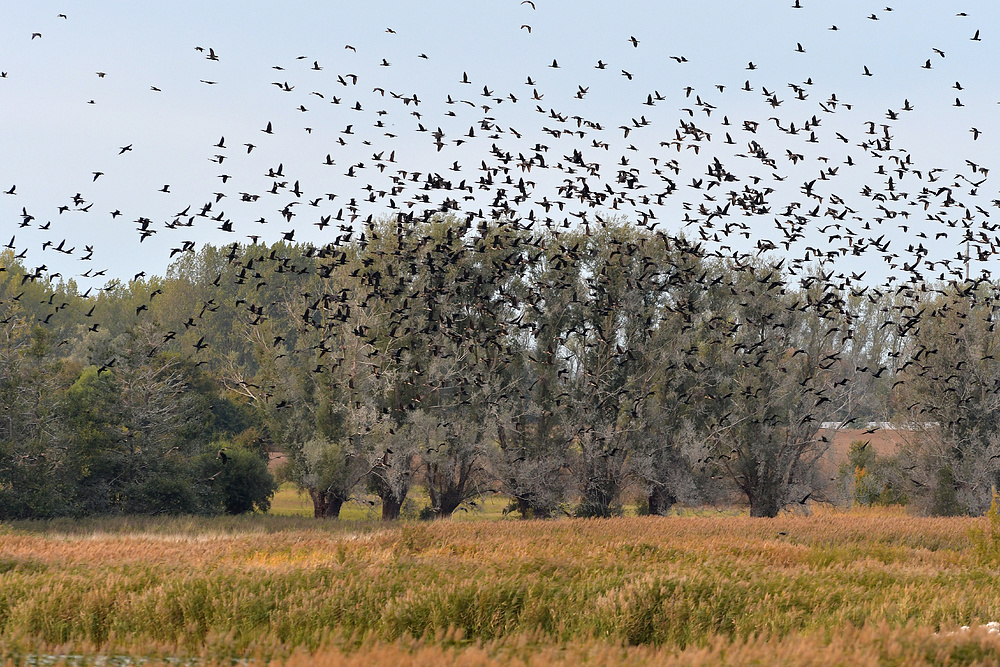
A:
[705,261,854,517]
[892,282,1000,515]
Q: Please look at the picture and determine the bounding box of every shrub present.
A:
[970,489,1000,565]
[199,443,277,514]
[132,475,200,515]
[840,440,907,508]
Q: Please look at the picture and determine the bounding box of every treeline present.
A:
[2,216,999,519]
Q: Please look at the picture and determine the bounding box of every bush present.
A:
[840,440,907,508]
[970,489,1000,564]
[132,475,200,515]
[199,443,277,514]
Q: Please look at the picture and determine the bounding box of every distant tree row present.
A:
[3,215,1000,518]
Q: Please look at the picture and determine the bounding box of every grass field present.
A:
[5,507,1000,665]
[269,483,545,520]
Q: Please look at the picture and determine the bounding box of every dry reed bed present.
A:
[0,509,997,664]
[5,625,1000,667]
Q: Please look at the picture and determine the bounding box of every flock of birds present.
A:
[2,3,999,412]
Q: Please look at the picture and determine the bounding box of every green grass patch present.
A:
[269,483,515,521]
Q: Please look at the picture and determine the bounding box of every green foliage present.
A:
[893,285,1000,516]
[200,444,277,515]
[4,228,999,522]
[842,440,908,508]
[0,440,63,519]
[970,489,1000,565]
[933,466,964,516]
[209,393,259,439]
[132,474,201,515]
[312,439,351,498]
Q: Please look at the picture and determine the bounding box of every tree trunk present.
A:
[516,496,533,519]
[310,488,344,518]
[436,488,464,518]
[380,493,403,521]
[748,489,782,518]
[577,472,620,518]
[648,486,676,516]
[425,454,475,518]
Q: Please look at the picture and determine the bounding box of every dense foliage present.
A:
[2,216,999,518]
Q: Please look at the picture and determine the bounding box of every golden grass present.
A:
[2,508,999,665]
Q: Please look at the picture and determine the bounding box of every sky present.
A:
[2,1,1000,289]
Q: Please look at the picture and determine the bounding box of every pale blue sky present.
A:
[2,1,999,286]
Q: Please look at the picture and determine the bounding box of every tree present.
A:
[407,217,516,517]
[704,262,853,517]
[66,322,215,514]
[626,236,722,515]
[557,223,693,517]
[0,277,79,519]
[892,282,1000,515]
[489,223,578,519]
